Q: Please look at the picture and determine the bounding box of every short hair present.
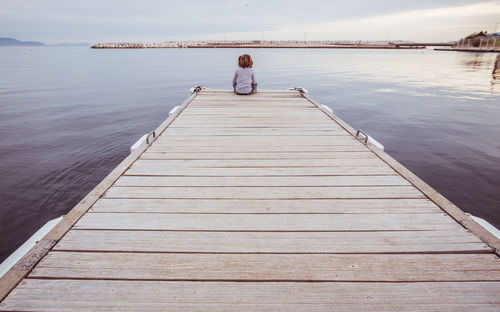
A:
[238,54,253,68]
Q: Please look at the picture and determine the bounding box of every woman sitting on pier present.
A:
[233,54,257,95]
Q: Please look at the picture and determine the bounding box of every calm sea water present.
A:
[0,47,499,262]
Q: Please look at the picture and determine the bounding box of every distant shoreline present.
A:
[0,37,43,47]
[0,37,90,47]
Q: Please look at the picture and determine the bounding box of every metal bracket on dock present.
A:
[288,87,309,94]
[130,130,159,153]
[356,130,384,151]
[189,85,204,95]
[356,130,369,144]
[145,130,156,145]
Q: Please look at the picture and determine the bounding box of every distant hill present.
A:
[0,37,44,46]
[47,42,90,47]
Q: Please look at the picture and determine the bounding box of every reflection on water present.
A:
[459,53,487,71]
[0,47,499,263]
[493,55,500,84]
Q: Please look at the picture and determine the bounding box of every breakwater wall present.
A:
[91,40,426,49]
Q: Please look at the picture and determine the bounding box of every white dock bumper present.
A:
[366,135,384,151]
[0,216,63,278]
[169,105,180,115]
[467,213,500,239]
[321,104,333,114]
[130,134,148,153]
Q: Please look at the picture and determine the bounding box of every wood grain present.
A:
[2,280,500,311]
[73,212,461,231]
[31,252,500,281]
[90,198,439,214]
[113,175,410,187]
[103,186,424,199]
[55,229,489,254]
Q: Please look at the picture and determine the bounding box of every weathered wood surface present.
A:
[31,252,500,281]
[128,158,385,167]
[125,164,395,176]
[3,280,500,311]
[114,175,410,187]
[90,198,438,213]
[147,145,371,152]
[141,151,374,159]
[102,186,424,199]
[55,229,489,254]
[1,89,499,311]
[73,212,458,231]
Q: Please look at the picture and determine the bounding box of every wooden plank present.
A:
[171,115,335,122]
[168,124,340,129]
[90,198,440,214]
[181,110,323,115]
[196,94,303,99]
[141,151,376,160]
[183,103,316,108]
[155,136,357,145]
[103,186,424,199]
[183,105,317,108]
[128,158,385,168]
[173,115,333,121]
[187,105,315,109]
[188,101,311,106]
[176,112,327,116]
[113,175,410,187]
[155,136,358,144]
[3,280,500,312]
[193,94,306,98]
[147,145,371,153]
[172,112,329,117]
[162,130,347,136]
[54,229,490,254]
[189,102,309,105]
[163,126,344,131]
[174,117,333,122]
[152,143,364,148]
[162,133,349,137]
[168,124,342,129]
[199,90,301,95]
[31,252,500,282]
[169,118,336,123]
[179,110,329,115]
[73,213,461,231]
[125,166,395,176]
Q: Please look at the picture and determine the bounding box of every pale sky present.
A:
[0,0,499,43]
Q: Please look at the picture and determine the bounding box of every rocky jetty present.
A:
[91,40,424,49]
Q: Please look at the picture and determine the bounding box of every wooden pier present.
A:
[1,89,500,311]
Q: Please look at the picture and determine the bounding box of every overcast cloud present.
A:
[0,0,499,43]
